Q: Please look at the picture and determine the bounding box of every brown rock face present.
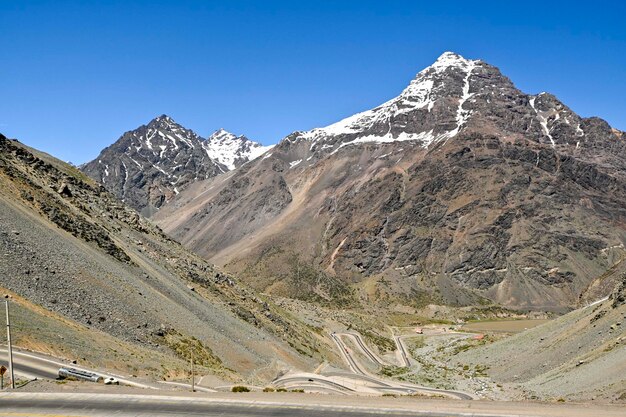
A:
[155,52,626,311]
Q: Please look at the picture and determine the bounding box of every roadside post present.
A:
[0,365,6,389]
[191,350,195,392]
[5,300,15,389]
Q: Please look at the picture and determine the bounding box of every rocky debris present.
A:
[455,289,626,402]
[0,137,132,263]
[611,276,626,308]
[57,183,72,197]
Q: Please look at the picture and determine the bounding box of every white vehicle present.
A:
[104,377,119,385]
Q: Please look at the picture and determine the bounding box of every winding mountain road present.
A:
[342,332,386,366]
[323,332,473,400]
[393,335,412,368]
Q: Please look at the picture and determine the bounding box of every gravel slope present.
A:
[0,134,317,383]
[455,281,626,402]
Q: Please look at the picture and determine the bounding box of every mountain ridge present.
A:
[154,51,626,311]
[81,115,272,216]
[203,127,274,170]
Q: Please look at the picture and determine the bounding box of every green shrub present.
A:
[231,386,250,392]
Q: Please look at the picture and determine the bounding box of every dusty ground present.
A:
[461,319,551,333]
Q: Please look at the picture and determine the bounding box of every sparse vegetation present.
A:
[380,365,406,377]
[163,330,222,369]
[352,326,395,352]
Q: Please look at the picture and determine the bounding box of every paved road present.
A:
[329,333,364,374]
[0,347,158,389]
[341,333,385,366]
[0,348,69,380]
[394,335,411,368]
[0,393,541,417]
[273,375,354,394]
[326,332,474,400]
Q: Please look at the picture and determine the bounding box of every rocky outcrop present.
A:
[611,276,626,308]
[81,115,225,216]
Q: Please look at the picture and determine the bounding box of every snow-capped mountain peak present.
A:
[208,128,238,143]
[203,128,274,170]
[298,51,480,149]
[429,51,476,71]
[398,51,478,108]
[81,115,225,215]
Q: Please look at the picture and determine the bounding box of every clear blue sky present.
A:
[1,1,625,164]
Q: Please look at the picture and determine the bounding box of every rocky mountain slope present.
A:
[81,116,270,216]
[154,52,626,311]
[0,133,325,382]
[456,278,626,402]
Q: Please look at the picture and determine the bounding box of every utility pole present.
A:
[5,300,15,389]
[190,349,195,392]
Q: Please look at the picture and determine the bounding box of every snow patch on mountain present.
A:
[445,58,477,142]
[203,128,274,170]
[530,95,556,147]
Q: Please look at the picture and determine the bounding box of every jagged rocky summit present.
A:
[81,115,272,216]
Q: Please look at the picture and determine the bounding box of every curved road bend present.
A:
[341,333,385,366]
[328,333,474,400]
[0,348,69,380]
[394,335,412,368]
[272,376,354,394]
[329,333,365,374]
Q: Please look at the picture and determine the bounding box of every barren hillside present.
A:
[0,134,323,383]
[456,279,626,402]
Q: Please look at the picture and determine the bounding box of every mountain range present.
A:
[0,133,319,381]
[2,50,624,402]
[81,115,272,216]
[147,52,626,311]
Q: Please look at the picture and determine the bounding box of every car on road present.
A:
[104,377,119,385]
